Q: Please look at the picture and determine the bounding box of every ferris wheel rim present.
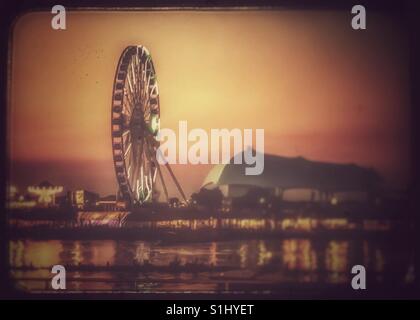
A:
[111,45,160,205]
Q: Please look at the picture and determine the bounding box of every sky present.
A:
[9,9,412,197]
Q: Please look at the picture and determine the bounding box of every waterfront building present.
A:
[68,189,100,210]
[202,151,381,205]
[96,195,118,211]
[7,185,37,209]
[27,181,63,207]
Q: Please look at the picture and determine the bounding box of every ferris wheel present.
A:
[111,45,185,206]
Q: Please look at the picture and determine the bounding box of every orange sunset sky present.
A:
[9,10,412,197]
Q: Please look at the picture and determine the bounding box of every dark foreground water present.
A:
[9,235,416,294]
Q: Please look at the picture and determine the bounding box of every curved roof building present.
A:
[203,151,381,193]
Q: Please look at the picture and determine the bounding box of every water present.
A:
[9,236,414,294]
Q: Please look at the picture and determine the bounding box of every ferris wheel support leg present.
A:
[164,163,187,203]
[145,140,169,203]
[156,163,169,202]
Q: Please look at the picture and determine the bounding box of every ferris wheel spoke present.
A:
[140,165,145,194]
[138,137,144,162]
[143,91,151,114]
[141,148,151,198]
[126,146,133,170]
[144,165,153,201]
[140,65,148,107]
[143,70,152,103]
[140,91,150,117]
[123,101,133,118]
[130,145,140,193]
[124,142,132,158]
[137,138,146,197]
[127,164,132,179]
[144,107,151,121]
[136,178,141,200]
[125,91,135,115]
[121,115,131,131]
[144,173,150,196]
[130,58,141,107]
[136,54,143,99]
[122,129,130,139]
[130,60,137,88]
[123,86,134,115]
[126,70,135,96]
[143,98,152,121]
[152,166,157,183]
[129,140,138,172]
[150,83,158,97]
[123,134,131,156]
[133,55,142,107]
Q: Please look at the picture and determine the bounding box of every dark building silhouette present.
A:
[203,151,382,204]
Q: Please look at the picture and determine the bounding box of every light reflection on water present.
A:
[10,216,392,232]
[9,236,411,293]
[126,217,386,231]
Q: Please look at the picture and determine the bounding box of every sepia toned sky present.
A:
[9,10,412,197]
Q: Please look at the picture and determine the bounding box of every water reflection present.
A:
[282,239,317,272]
[10,240,63,268]
[126,217,365,231]
[13,216,392,232]
[9,235,412,293]
[325,241,349,283]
